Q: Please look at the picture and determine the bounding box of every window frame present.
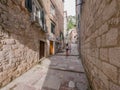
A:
[51,22,55,34]
[25,0,32,12]
[50,2,55,16]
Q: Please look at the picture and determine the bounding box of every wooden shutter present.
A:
[25,0,32,12]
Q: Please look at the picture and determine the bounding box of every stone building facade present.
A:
[51,0,64,53]
[76,0,120,90]
[0,0,64,88]
[0,0,48,87]
[45,0,64,54]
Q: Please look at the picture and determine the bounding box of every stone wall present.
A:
[0,0,47,87]
[80,0,120,90]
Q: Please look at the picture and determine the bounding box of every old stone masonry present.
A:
[0,0,64,88]
[1,44,89,90]
[1,0,120,90]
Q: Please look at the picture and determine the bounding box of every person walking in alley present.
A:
[66,43,69,56]
[69,43,71,54]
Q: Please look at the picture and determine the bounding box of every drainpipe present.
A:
[76,1,92,89]
[76,0,84,58]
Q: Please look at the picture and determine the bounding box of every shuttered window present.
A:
[25,0,32,12]
[50,4,55,16]
[51,23,55,34]
[40,10,45,29]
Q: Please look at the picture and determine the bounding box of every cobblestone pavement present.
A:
[1,44,89,90]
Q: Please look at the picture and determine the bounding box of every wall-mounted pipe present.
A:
[76,0,84,58]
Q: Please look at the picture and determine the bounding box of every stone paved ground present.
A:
[1,44,89,90]
[57,43,79,56]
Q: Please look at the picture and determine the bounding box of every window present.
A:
[50,3,55,15]
[77,14,80,29]
[25,0,47,32]
[40,10,45,29]
[25,0,32,12]
[51,23,55,34]
[60,32,64,40]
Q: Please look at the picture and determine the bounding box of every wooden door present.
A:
[39,41,45,59]
[50,41,54,55]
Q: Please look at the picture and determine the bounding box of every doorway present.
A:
[39,41,45,59]
[50,41,54,55]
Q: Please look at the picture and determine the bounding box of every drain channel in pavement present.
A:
[50,67,85,74]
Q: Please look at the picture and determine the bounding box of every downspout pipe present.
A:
[76,0,84,58]
[76,1,92,89]
[79,0,84,57]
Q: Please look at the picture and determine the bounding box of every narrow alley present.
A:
[1,0,120,90]
[1,44,89,90]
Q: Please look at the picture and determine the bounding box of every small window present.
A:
[51,23,55,34]
[50,3,55,15]
[60,32,64,40]
[40,10,45,28]
[25,0,32,12]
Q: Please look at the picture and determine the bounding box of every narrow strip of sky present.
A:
[64,0,75,16]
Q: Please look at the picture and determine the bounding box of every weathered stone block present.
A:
[0,73,3,82]
[94,30,99,38]
[92,78,101,90]
[2,45,12,51]
[0,67,3,72]
[0,26,2,31]
[109,47,120,67]
[102,62,118,83]
[96,37,101,48]
[0,51,5,61]
[1,39,16,45]
[99,71,109,90]
[119,69,120,85]
[110,82,120,90]
[106,28,118,46]
[100,48,108,62]
[91,66,98,78]
[101,34,106,47]
[95,59,102,69]
[1,71,8,83]
[102,0,117,21]
[2,78,11,87]
[99,23,108,36]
